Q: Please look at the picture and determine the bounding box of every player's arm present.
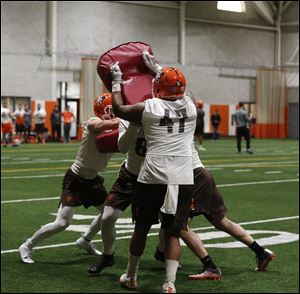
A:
[244,112,251,123]
[11,111,17,119]
[185,90,197,107]
[118,120,139,154]
[87,117,120,134]
[142,51,162,74]
[110,63,144,124]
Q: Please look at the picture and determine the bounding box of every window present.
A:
[217,1,246,13]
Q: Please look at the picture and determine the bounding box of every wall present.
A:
[1,1,296,108]
[281,1,299,104]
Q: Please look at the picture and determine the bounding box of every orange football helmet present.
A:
[152,66,186,99]
[93,93,114,120]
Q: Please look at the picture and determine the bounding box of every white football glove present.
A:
[110,62,123,84]
[142,50,162,74]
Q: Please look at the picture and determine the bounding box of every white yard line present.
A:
[216,178,298,187]
[2,178,299,204]
[1,170,118,180]
[12,157,30,161]
[2,159,74,165]
[1,197,60,204]
[1,174,65,179]
[234,169,252,172]
[1,160,298,179]
[206,167,223,171]
[206,160,298,168]
[265,171,282,174]
[1,215,298,254]
[1,158,125,165]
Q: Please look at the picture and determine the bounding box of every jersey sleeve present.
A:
[118,120,139,154]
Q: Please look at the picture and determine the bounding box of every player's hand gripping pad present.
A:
[95,129,119,153]
[97,41,155,105]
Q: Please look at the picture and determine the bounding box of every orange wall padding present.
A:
[254,124,287,138]
[31,101,35,127]
[253,106,288,138]
[210,105,229,136]
[45,101,58,133]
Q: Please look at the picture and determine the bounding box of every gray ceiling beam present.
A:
[252,1,275,25]
[112,1,179,9]
[186,17,276,31]
[281,1,293,14]
[268,1,277,14]
[281,22,299,26]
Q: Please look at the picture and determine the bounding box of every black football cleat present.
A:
[88,253,115,274]
[255,249,275,271]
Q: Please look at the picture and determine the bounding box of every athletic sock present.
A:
[165,259,178,284]
[249,241,265,256]
[200,255,217,269]
[126,253,140,277]
[25,239,34,250]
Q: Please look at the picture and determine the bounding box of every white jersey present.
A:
[14,109,25,117]
[71,117,112,179]
[33,109,46,124]
[138,96,197,184]
[192,141,205,169]
[1,107,12,123]
[118,119,145,175]
[13,109,25,123]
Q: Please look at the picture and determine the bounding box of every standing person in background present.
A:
[51,105,61,142]
[33,103,47,144]
[194,100,206,151]
[12,104,25,143]
[211,109,221,141]
[23,105,32,144]
[61,105,75,143]
[1,101,13,147]
[233,102,253,154]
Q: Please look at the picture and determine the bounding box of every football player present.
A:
[155,123,276,280]
[12,104,26,143]
[86,118,145,275]
[110,53,197,293]
[1,101,13,146]
[19,94,120,264]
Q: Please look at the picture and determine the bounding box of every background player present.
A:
[1,101,13,146]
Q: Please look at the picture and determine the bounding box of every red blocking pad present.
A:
[97,41,155,105]
[94,129,119,153]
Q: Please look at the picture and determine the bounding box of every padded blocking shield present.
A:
[97,41,155,105]
[94,129,119,153]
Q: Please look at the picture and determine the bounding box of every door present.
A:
[58,98,80,139]
[288,103,299,138]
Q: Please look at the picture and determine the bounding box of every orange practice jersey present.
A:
[61,111,74,123]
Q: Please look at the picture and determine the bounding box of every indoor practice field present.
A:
[1,138,299,293]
